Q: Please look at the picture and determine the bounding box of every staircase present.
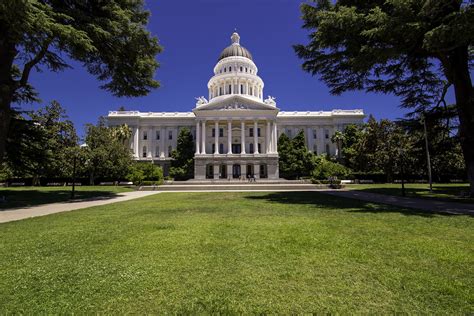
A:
[139,180,328,192]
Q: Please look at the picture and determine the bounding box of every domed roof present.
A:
[218,32,253,61]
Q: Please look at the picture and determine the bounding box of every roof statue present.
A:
[195,96,208,107]
[264,95,276,106]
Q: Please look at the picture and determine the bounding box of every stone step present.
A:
[139,183,327,192]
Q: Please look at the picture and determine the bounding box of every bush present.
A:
[127,162,163,185]
[311,157,351,180]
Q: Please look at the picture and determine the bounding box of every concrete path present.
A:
[0,191,160,224]
[322,190,474,216]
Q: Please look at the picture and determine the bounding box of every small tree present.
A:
[278,131,315,179]
[170,128,195,180]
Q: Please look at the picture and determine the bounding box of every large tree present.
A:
[170,128,195,180]
[294,0,474,194]
[0,0,161,163]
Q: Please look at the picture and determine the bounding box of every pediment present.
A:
[194,95,277,112]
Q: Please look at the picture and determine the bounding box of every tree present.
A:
[169,128,195,180]
[84,118,133,184]
[311,155,351,180]
[127,162,163,185]
[294,0,474,194]
[6,101,78,184]
[278,131,315,179]
[0,1,162,164]
[331,130,345,159]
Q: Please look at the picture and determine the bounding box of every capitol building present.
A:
[108,32,364,180]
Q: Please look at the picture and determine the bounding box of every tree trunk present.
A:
[449,47,474,196]
[0,40,16,164]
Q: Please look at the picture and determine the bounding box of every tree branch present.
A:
[17,37,53,88]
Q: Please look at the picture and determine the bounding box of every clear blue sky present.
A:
[25,0,454,137]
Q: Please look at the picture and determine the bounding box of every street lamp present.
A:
[421,113,433,193]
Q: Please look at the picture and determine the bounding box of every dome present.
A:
[218,32,253,61]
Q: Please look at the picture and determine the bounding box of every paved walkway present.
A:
[322,190,474,216]
[0,191,160,224]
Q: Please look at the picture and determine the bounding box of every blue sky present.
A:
[25,0,454,137]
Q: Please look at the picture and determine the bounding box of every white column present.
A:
[195,120,200,155]
[266,121,271,153]
[231,79,234,94]
[134,126,140,158]
[160,127,165,157]
[318,127,325,155]
[227,120,232,154]
[307,127,313,152]
[253,120,259,154]
[214,121,219,154]
[201,120,206,154]
[241,120,246,154]
[246,81,249,95]
[273,121,278,153]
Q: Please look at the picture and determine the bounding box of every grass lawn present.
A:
[0,192,472,313]
[347,183,473,204]
[0,186,133,209]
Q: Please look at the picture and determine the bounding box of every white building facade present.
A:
[108,32,364,180]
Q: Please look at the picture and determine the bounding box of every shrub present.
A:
[311,157,351,180]
[127,162,163,185]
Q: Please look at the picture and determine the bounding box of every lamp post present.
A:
[398,147,406,197]
[421,113,433,193]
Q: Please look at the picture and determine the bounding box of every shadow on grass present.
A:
[351,185,473,204]
[246,191,467,217]
[0,189,123,211]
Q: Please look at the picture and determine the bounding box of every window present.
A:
[240,85,244,94]
[219,143,224,154]
[325,144,330,154]
[142,146,147,158]
[156,130,160,140]
[229,66,232,71]
[219,87,222,95]
[313,144,318,153]
[250,87,253,95]
[245,67,248,72]
[287,129,292,138]
[212,128,215,137]
[249,128,254,137]
[258,143,261,153]
[325,129,329,139]
[155,146,160,157]
[249,143,254,154]
[169,130,173,140]
[224,67,227,72]
[212,144,215,153]
[143,131,148,140]
[240,66,243,72]
[228,85,231,94]
[168,145,173,157]
[257,128,261,137]
[313,129,317,139]
[219,128,224,137]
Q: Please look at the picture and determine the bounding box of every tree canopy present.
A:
[0,0,162,164]
[170,128,195,180]
[295,0,474,194]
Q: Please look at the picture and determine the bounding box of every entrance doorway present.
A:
[232,164,241,178]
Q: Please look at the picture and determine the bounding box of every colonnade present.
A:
[209,79,263,100]
[195,119,278,155]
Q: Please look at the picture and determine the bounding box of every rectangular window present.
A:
[287,129,292,138]
[219,128,224,137]
[249,128,254,137]
[325,129,329,139]
[155,146,160,157]
[143,131,148,140]
[313,144,318,153]
[313,129,317,139]
[219,143,224,154]
[240,66,243,72]
[240,85,244,94]
[212,128,215,137]
[156,130,160,140]
[212,144,215,153]
[249,143,254,154]
[258,143,261,153]
[326,144,330,154]
[168,130,173,140]
[257,128,261,137]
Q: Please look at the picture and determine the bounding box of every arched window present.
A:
[142,146,147,158]
[224,67,227,72]
[240,66,243,72]
[240,85,244,94]
[229,66,232,71]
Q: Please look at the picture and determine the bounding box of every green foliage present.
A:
[278,131,315,179]
[294,0,474,194]
[84,118,134,183]
[127,162,163,185]
[0,0,162,163]
[170,128,195,180]
[5,101,78,183]
[311,155,351,180]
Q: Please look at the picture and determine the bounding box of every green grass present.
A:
[0,186,133,209]
[0,192,472,313]
[347,183,473,204]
